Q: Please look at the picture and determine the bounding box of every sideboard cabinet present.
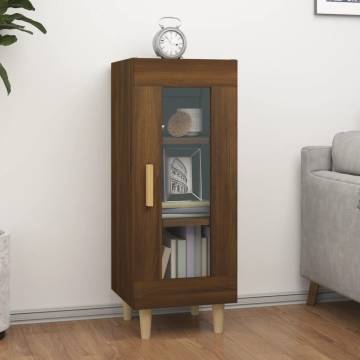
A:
[111,58,237,339]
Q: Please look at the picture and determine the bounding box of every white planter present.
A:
[0,231,9,337]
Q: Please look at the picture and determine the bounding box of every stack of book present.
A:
[162,226,210,279]
[162,200,210,219]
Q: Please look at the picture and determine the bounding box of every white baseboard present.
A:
[10,289,346,325]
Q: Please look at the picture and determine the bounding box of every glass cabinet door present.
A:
[161,88,211,279]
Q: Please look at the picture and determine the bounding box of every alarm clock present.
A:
[153,17,187,59]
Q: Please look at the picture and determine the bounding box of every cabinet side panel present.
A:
[211,86,238,281]
[132,87,162,282]
[111,60,133,304]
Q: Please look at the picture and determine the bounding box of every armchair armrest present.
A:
[301,146,332,174]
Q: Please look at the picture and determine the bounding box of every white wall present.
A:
[1,0,359,311]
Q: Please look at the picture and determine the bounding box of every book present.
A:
[164,231,179,279]
[161,245,171,279]
[201,237,208,277]
[171,238,177,278]
[204,226,211,276]
[162,200,210,209]
[166,226,206,278]
[177,239,187,278]
[194,226,202,277]
[186,227,195,277]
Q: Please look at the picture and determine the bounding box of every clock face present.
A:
[159,30,185,58]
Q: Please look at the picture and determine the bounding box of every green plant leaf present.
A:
[0,33,17,45]
[8,0,34,10]
[0,62,11,95]
[0,0,8,15]
[0,23,33,34]
[3,13,46,33]
[0,0,46,96]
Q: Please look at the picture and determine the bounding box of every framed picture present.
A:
[163,146,202,202]
[316,0,360,16]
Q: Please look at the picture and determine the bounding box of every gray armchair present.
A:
[301,131,360,305]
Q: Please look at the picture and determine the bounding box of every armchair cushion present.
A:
[313,170,360,186]
[332,131,360,175]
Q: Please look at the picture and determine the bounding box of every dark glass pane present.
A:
[161,88,211,279]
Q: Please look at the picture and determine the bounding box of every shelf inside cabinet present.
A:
[162,216,210,228]
[163,137,209,145]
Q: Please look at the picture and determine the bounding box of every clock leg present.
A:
[123,303,132,321]
[212,304,224,334]
[139,309,152,340]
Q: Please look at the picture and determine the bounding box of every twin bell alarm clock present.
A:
[153,17,187,59]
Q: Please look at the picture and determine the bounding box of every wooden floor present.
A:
[1,301,360,359]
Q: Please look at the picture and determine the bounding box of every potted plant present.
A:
[0,0,46,341]
[0,0,46,95]
[0,230,9,340]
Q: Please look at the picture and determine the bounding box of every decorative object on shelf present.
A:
[178,108,203,136]
[169,157,190,194]
[0,231,10,340]
[164,146,202,202]
[167,111,192,137]
[315,0,360,16]
[167,108,203,138]
[153,17,187,59]
[0,0,47,95]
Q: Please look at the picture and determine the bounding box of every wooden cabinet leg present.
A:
[307,281,320,306]
[190,306,199,316]
[139,309,152,340]
[123,303,132,321]
[212,304,224,334]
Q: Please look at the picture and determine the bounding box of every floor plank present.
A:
[1,302,360,360]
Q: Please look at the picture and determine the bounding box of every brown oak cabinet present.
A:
[111,58,237,339]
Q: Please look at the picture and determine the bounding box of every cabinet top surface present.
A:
[112,58,237,64]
